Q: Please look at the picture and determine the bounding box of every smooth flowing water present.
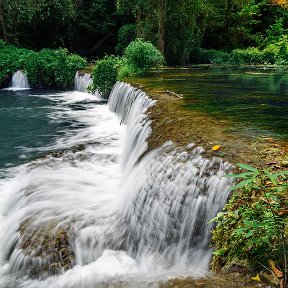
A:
[136,67,288,140]
[0,82,231,288]
[8,71,30,90]
[74,72,93,93]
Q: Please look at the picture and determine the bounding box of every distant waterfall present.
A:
[11,71,30,89]
[74,72,93,93]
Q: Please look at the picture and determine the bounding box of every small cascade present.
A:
[11,70,30,89]
[109,82,155,173]
[74,72,93,93]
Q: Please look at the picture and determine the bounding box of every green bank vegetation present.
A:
[91,39,164,97]
[211,164,288,286]
[0,40,86,88]
[193,36,288,65]
[1,0,288,65]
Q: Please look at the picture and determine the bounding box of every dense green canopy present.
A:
[0,0,287,64]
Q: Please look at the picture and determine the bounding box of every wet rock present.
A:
[18,221,75,278]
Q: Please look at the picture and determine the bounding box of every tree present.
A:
[0,0,76,49]
[116,0,207,64]
[75,0,119,55]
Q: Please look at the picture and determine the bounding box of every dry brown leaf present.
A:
[269,260,284,279]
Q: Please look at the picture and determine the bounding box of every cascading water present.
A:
[0,81,232,288]
[10,70,30,89]
[74,72,93,93]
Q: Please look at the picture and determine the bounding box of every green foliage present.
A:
[193,36,288,65]
[116,24,137,54]
[230,48,263,65]
[124,39,164,75]
[0,41,86,88]
[117,61,141,80]
[264,18,288,45]
[91,39,164,97]
[165,0,206,65]
[91,55,120,98]
[211,164,288,274]
[192,48,230,64]
[0,0,76,48]
[75,0,118,53]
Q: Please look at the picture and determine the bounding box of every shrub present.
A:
[262,44,279,64]
[192,48,230,65]
[229,47,263,65]
[116,24,137,55]
[0,42,86,88]
[211,164,288,277]
[276,36,288,65]
[124,38,164,75]
[92,55,120,98]
[91,39,164,98]
[36,49,87,88]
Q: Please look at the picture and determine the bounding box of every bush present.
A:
[262,44,279,65]
[276,36,288,65]
[191,38,288,66]
[229,47,263,65]
[0,42,87,88]
[92,55,120,98]
[91,39,164,98]
[124,38,164,75]
[192,48,230,64]
[211,164,288,276]
[36,49,87,88]
[116,24,137,55]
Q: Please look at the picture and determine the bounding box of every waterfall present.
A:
[74,72,93,93]
[109,82,232,270]
[108,82,155,173]
[0,82,232,287]
[11,70,30,89]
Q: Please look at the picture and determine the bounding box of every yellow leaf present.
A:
[212,145,220,151]
[251,274,261,282]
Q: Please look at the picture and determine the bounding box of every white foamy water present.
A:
[4,71,30,91]
[0,83,232,288]
[74,72,93,93]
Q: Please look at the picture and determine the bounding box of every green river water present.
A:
[140,67,288,140]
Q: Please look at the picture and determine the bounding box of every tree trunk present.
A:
[158,0,166,54]
[89,33,111,53]
[136,8,144,37]
[0,13,8,42]
[225,0,232,45]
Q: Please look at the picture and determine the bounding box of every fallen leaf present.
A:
[269,260,284,278]
[277,209,288,216]
[212,145,220,151]
[251,274,261,282]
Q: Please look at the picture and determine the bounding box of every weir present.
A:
[0,81,232,287]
